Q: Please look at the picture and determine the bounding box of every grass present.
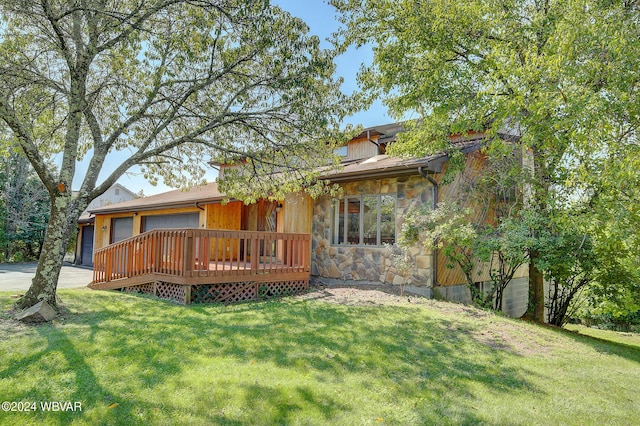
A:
[564,324,640,349]
[1,288,639,425]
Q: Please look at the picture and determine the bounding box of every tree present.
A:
[332,0,640,321]
[400,202,534,312]
[566,143,640,326]
[0,0,351,311]
[399,202,484,304]
[0,150,50,261]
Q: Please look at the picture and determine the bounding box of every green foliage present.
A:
[475,213,536,310]
[0,148,50,261]
[533,217,596,326]
[399,202,534,311]
[0,1,353,198]
[333,0,640,321]
[399,202,477,284]
[333,0,640,163]
[0,1,355,302]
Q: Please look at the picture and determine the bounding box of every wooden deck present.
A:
[89,228,311,303]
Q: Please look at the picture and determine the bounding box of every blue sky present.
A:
[111,0,390,196]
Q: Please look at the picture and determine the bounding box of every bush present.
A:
[578,310,640,332]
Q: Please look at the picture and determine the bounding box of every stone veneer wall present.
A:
[311,175,435,288]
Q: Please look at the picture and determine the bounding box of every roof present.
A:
[351,122,404,141]
[89,181,225,214]
[322,153,444,182]
[89,125,485,215]
[322,138,483,182]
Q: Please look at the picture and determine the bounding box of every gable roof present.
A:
[89,182,225,214]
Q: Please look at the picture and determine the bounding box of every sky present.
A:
[109,0,391,196]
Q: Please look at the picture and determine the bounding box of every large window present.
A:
[330,195,396,246]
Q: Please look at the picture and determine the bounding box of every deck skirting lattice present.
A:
[191,280,308,304]
[125,282,156,295]
[122,279,309,304]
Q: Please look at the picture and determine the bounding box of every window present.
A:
[331,195,396,246]
[333,146,348,157]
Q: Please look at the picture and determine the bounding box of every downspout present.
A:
[418,166,440,288]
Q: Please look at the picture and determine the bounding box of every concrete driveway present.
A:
[0,262,93,291]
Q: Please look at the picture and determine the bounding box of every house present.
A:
[86,123,529,316]
[75,183,137,266]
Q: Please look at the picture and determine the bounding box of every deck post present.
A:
[250,234,259,272]
[184,232,193,277]
[184,285,191,304]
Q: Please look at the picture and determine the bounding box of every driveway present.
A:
[0,262,93,291]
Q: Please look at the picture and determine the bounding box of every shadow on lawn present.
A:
[2,291,541,424]
[107,296,540,424]
[0,325,147,425]
[546,325,640,364]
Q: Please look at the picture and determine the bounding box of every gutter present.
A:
[418,165,441,288]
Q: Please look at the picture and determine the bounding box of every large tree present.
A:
[332,0,640,321]
[0,0,351,311]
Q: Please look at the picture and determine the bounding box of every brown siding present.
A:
[206,201,242,230]
[436,151,528,286]
[206,201,242,260]
[283,193,312,234]
[347,137,380,161]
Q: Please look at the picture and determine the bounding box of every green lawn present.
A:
[1,289,639,425]
[564,324,640,349]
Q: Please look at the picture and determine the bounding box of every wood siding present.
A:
[93,207,205,252]
[206,201,242,260]
[436,151,528,286]
[347,137,380,161]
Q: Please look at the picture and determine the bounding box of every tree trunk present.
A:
[526,258,545,322]
[18,194,81,310]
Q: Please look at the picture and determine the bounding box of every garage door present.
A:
[143,213,200,232]
[111,217,133,243]
[80,225,94,266]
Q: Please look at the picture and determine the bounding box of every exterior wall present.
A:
[75,184,137,265]
[206,201,242,260]
[311,174,435,287]
[93,206,205,251]
[346,137,380,161]
[83,184,136,215]
[433,275,529,318]
[206,201,242,230]
[283,193,313,234]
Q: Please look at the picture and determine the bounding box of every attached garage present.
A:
[142,213,200,232]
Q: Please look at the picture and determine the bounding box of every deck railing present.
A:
[92,228,311,286]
